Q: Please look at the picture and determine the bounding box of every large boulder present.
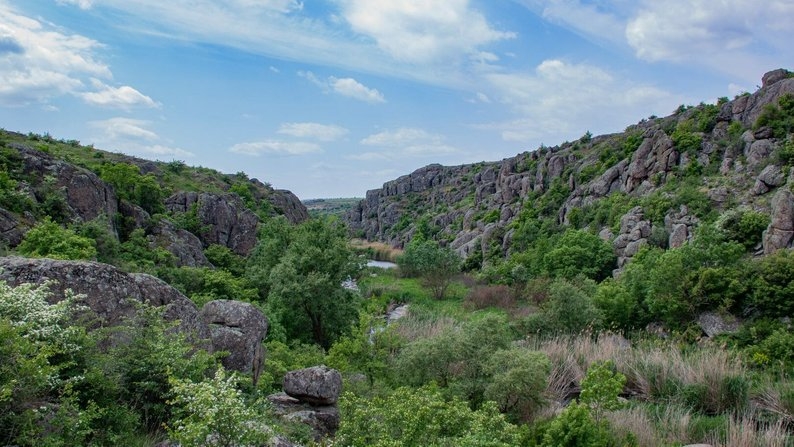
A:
[199,300,268,383]
[0,256,207,339]
[283,366,342,406]
[165,192,259,256]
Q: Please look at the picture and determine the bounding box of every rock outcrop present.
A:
[149,219,211,267]
[11,143,118,232]
[165,192,260,256]
[0,207,25,247]
[268,366,343,441]
[763,188,794,254]
[0,257,269,377]
[199,300,268,383]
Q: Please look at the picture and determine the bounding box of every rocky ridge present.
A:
[346,69,794,266]
[0,131,309,264]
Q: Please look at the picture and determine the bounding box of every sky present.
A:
[1,1,793,199]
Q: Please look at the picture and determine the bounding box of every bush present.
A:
[166,368,272,447]
[336,385,527,447]
[540,403,613,447]
[17,217,98,260]
[484,348,550,421]
[464,285,515,310]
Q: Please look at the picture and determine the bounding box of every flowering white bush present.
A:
[0,280,84,353]
[167,368,273,447]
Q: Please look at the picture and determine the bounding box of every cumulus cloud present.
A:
[277,122,349,141]
[88,117,194,158]
[623,1,794,81]
[81,79,160,109]
[0,3,110,105]
[354,127,458,160]
[482,59,681,143]
[338,0,515,63]
[0,4,158,108]
[230,140,322,156]
[329,77,385,103]
[90,117,158,140]
[299,71,386,103]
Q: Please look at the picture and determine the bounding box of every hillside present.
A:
[346,69,794,269]
[0,129,308,264]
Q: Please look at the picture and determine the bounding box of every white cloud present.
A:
[56,0,93,9]
[90,117,158,140]
[515,0,627,47]
[354,127,459,160]
[230,140,322,156]
[81,79,159,109]
[0,4,159,109]
[361,127,443,147]
[623,1,794,81]
[338,0,515,63]
[329,77,385,103]
[277,122,349,141]
[299,71,386,103]
[0,3,111,106]
[482,59,681,143]
[88,117,194,158]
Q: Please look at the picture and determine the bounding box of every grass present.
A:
[350,239,403,262]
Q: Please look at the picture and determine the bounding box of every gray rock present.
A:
[149,219,211,267]
[268,392,339,441]
[11,143,118,234]
[764,189,794,254]
[0,207,25,247]
[762,68,791,87]
[758,164,786,188]
[165,192,259,256]
[669,223,689,248]
[697,312,740,338]
[284,366,342,406]
[199,300,268,383]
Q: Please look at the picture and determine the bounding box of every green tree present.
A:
[397,239,461,299]
[17,217,98,260]
[257,217,362,348]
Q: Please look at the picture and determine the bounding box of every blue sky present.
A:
[1,1,792,199]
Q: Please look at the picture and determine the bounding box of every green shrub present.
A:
[336,385,527,447]
[17,217,97,260]
[484,348,550,421]
[540,403,613,447]
[755,93,794,138]
[166,368,272,447]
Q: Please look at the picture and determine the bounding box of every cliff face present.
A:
[346,69,794,265]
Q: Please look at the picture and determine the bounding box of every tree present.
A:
[397,240,461,299]
[253,217,362,348]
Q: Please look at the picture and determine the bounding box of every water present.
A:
[366,260,398,269]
